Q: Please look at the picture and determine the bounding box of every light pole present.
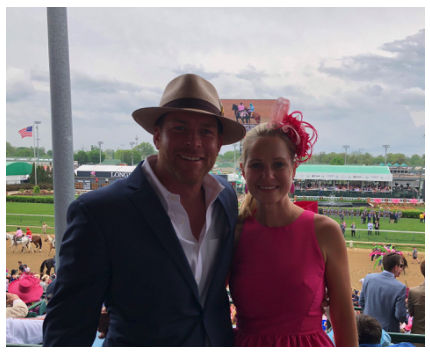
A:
[359,148,364,165]
[120,144,124,163]
[98,141,103,164]
[382,145,390,165]
[33,121,42,186]
[130,142,134,165]
[135,135,139,160]
[342,145,350,165]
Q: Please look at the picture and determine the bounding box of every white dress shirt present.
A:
[6,318,44,345]
[142,155,227,307]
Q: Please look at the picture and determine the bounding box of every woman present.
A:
[229,98,357,347]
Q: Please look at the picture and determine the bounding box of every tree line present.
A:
[8,142,424,167]
[217,150,425,167]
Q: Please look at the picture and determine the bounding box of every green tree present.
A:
[104,149,115,160]
[6,142,16,156]
[47,150,53,157]
[135,142,156,159]
[222,151,236,162]
[87,149,106,164]
[330,156,344,165]
[74,150,89,165]
[372,155,385,165]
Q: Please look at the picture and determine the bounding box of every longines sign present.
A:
[76,171,131,178]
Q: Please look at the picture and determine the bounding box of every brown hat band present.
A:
[162,98,221,116]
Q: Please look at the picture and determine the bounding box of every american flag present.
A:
[18,126,33,138]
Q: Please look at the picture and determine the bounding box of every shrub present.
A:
[6,195,54,204]
[33,186,40,194]
[5,183,54,192]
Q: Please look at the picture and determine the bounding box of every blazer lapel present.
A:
[204,189,235,309]
[127,162,200,304]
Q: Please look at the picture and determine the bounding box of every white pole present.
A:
[33,123,37,186]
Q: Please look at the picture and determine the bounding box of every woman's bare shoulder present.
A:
[313,214,346,261]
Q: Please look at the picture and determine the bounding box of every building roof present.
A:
[6,161,33,176]
[295,165,393,181]
[75,164,136,173]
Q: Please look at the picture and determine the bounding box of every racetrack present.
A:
[6,233,424,291]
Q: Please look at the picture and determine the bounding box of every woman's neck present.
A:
[255,196,300,227]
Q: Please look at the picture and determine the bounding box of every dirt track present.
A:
[6,234,425,290]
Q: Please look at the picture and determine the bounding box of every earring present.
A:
[290,183,295,194]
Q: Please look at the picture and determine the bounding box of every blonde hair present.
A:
[238,123,296,223]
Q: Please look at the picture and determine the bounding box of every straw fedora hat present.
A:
[132,74,246,145]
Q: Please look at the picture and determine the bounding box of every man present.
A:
[408,260,425,343]
[410,246,421,264]
[42,223,48,235]
[350,222,356,237]
[43,74,246,346]
[375,220,380,236]
[6,293,29,319]
[355,314,414,347]
[367,220,373,236]
[359,253,407,332]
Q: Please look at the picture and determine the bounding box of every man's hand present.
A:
[98,307,110,339]
[6,293,20,305]
[320,287,329,314]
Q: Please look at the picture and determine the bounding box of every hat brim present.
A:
[8,280,43,304]
[132,107,246,145]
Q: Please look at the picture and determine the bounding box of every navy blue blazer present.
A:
[43,161,237,346]
[359,271,407,332]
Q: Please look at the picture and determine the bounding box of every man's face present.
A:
[153,112,223,186]
[394,260,404,278]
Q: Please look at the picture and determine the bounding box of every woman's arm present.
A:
[314,215,358,347]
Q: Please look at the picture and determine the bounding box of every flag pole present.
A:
[33,123,38,186]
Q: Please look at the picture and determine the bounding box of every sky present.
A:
[5,6,426,157]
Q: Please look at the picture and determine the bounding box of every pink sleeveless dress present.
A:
[229,210,334,347]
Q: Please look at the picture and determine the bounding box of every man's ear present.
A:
[153,127,161,150]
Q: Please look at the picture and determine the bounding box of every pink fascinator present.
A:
[269,97,318,165]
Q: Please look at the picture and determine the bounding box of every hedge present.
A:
[317,207,422,219]
[6,183,53,192]
[6,195,54,203]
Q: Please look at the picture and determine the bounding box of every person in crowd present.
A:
[6,292,29,319]
[249,102,254,118]
[43,74,246,347]
[17,261,25,274]
[375,221,380,236]
[355,314,414,347]
[340,221,346,237]
[26,228,33,242]
[408,260,425,344]
[13,227,23,244]
[398,211,402,222]
[410,246,421,264]
[394,212,398,223]
[229,98,357,347]
[367,220,373,236]
[42,223,48,236]
[39,275,50,294]
[359,253,407,332]
[419,212,424,222]
[361,211,365,224]
[351,222,356,237]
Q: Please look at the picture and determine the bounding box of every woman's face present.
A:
[242,136,296,206]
